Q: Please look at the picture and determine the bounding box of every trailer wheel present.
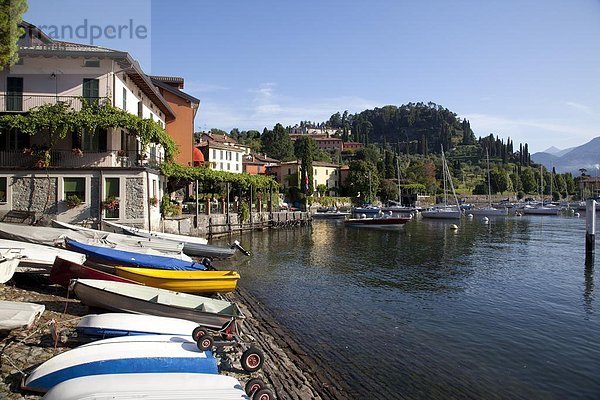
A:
[196,335,214,351]
[192,326,208,341]
[241,347,264,372]
[252,388,274,400]
[245,378,265,396]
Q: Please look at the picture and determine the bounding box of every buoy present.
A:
[450,224,458,230]
[467,214,474,219]
[482,217,489,224]
[575,212,580,218]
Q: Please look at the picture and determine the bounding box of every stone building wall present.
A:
[125,177,145,219]
[12,176,58,214]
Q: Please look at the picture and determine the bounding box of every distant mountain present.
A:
[541,146,574,157]
[532,137,600,175]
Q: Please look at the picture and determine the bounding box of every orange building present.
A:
[150,76,200,166]
[243,153,280,175]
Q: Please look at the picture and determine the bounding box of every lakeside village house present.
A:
[0,21,353,229]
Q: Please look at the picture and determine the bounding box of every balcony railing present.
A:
[0,149,163,168]
[0,94,108,113]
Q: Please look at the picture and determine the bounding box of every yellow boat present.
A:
[114,267,240,294]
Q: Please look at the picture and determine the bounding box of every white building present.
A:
[0,21,175,229]
[196,133,249,174]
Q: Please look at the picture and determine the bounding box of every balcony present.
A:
[0,149,163,169]
[0,94,107,113]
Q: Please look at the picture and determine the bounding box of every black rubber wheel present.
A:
[252,388,274,400]
[196,335,214,351]
[241,346,264,372]
[245,378,265,396]
[192,326,208,341]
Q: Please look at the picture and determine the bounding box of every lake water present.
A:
[235,215,600,399]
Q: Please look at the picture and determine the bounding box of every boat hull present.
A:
[421,209,462,219]
[469,207,509,216]
[76,313,200,338]
[42,373,249,400]
[344,217,411,227]
[49,257,138,288]
[0,258,19,283]
[522,206,560,215]
[0,301,45,332]
[115,266,240,294]
[22,335,217,393]
[71,279,241,329]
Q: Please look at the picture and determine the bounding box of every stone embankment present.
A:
[0,277,352,399]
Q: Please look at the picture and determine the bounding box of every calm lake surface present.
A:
[234,215,600,399]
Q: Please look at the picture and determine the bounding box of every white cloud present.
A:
[565,101,595,116]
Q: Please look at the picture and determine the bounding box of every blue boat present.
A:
[64,238,206,271]
[22,335,218,393]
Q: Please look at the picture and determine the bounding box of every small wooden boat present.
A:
[49,257,139,288]
[103,220,242,259]
[0,239,86,274]
[0,301,45,332]
[115,266,240,294]
[71,279,242,329]
[64,238,206,271]
[42,373,250,400]
[22,335,218,393]
[0,256,19,283]
[76,313,200,338]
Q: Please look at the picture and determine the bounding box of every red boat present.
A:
[49,257,140,288]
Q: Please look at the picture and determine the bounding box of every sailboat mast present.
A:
[486,149,492,207]
[540,165,544,206]
[396,157,402,205]
[442,150,448,206]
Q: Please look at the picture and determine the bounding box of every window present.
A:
[219,162,223,170]
[122,88,127,110]
[104,177,120,218]
[212,149,216,160]
[6,77,23,111]
[227,163,230,171]
[0,177,6,203]
[64,177,86,202]
[220,150,223,159]
[137,101,143,118]
[152,180,157,199]
[236,153,239,162]
[0,127,29,151]
[83,60,100,68]
[82,79,99,104]
[235,164,239,171]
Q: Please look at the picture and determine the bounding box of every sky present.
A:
[24,0,600,153]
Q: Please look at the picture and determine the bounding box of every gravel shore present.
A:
[0,275,352,399]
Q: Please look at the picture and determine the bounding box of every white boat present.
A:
[422,147,462,220]
[42,373,250,400]
[312,210,351,219]
[76,313,200,338]
[71,279,242,330]
[103,220,207,245]
[0,301,45,332]
[22,334,218,393]
[49,220,189,257]
[522,204,560,215]
[103,220,242,259]
[0,238,86,274]
[0,256,19,283]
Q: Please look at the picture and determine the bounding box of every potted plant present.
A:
[117,149,126,157]
[64,194,82,208]
[71,148,84,157]
[102,195,120,211]
[149,196,158,207]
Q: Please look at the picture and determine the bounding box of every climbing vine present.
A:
[160,162,279,192]
[0,100,178,160]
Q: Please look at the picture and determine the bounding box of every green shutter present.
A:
[105,178,120,198]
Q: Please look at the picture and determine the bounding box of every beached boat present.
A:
[115,266,240,294]
[50,220,188,256]
[42,373,250,400]
[49,257,139,288]
[344,214,412,228]
[103,220,242,259]
[0,239,86,274]
[0,256,19,283]
[76,313,200,338]
[70,279,242,329]
[0,301,45,332]
[64,238,206,271]
[22,334,218,393]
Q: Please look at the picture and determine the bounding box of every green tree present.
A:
[0,0,27,68]
[313,149,332,162]
[378,179,399,203]
[294,136,315,195]
[261,123,294,161]
[347,160,380,203]
[355,145,380,167]
[490,168,509,193]
[520,167,537,194]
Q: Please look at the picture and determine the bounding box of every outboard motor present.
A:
[231,240,251,256]
[201,257,215,270]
